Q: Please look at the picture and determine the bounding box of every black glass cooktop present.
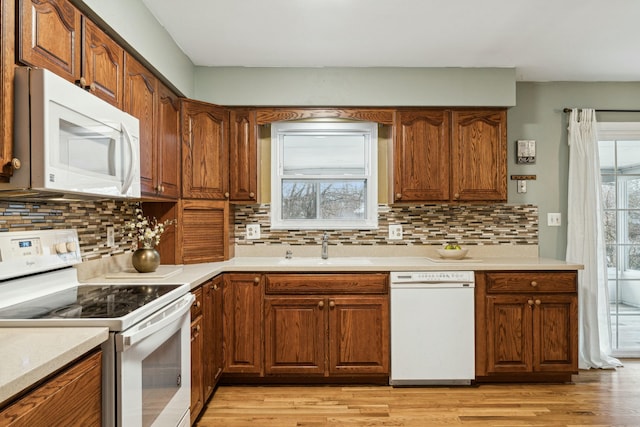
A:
[0,284,182,319]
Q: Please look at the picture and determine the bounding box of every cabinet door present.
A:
[156,82,181,199]
[393,110,450,202]
[181,100,229,199]
[264,296,325,376]
[328,296,389,375]
[178,199,231,263]
[18,0,81,82]
[223,273,263,374]
[190,315,204,425]
[485,295,533,373]
[203,276,224,400]
[1,0,16,179]
[124,53,157,196]
[451,109,507,201]
[81,18,123,108]
[229,108,257,202]
[533,294,578,372]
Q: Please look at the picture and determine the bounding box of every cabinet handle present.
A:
[224,192,230,198]
[530,281,538,287]
[249,192,255,198]
[11,158,21,170]
[395,193,402,199]
[254,277,260,285]
[527,299,534,306]
[318,301,325,309]
[535,299,541,306]
[329,300,335,308]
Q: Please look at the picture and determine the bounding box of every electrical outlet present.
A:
[106,226,115,247]
[389,224,403,240]
[246,224,261,240]
[547,213,561,227]
[517,180,527,193]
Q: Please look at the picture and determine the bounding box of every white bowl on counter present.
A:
[436,248,469,260]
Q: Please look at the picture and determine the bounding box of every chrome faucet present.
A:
[321,233,329,259]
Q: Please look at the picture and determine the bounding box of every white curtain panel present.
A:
[566,108,621,369]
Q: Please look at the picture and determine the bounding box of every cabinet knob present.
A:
[453,193,460,200]
[196,324,201,332]
[213,284,219,291]
[89,82,96,92]
[527,299,534,306]
[318,301,325,309]
[193,300,201,308]
[329,300,335,308]
[11,158,21,170]
[224,192,230,198]
[249,192,255,198]
[535,299,541,306]
[530,281,538,287]
[254,277,260,284]
[395,193,402,200]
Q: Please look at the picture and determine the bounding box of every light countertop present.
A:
[0,327,108,406]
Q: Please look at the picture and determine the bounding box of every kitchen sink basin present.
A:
[276,257,374,266]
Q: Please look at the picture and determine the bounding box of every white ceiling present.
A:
[142,0,640,82]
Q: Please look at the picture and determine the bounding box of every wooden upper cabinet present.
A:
[81,18,123,108]
[229,108,257,202]
[393,109,450,202]
[156,82,181,199]
[1,0,16,179]
[123,53,158,196]
[18,0,81,81]
[181,100,229,200]
[451,109,507,202]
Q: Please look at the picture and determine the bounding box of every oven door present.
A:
[115,293,194,427]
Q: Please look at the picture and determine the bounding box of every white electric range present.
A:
[0,229,193,427]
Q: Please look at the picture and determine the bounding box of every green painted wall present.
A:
[508,82,640,259]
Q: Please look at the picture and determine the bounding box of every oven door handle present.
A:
[116,293,195,352]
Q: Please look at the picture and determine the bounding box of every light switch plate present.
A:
[106,226,115,247]
[389,224,403,240]
[246,224,261,239]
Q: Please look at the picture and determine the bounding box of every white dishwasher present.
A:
[390,271,475,385]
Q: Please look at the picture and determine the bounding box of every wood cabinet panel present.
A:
[1,0,16,179]
[81,18,123,107]
[328,296,389,375]
[178,199,230,264]
[264,297,325,375]
[485,271,577,294]
[0,350,102,426]
[18,0,81,81]
[181,100,229,200]
[203,276,224,399]
[255,108,394,125]
[265,273,388,294]
[190,314,204,425]
[485,295,533,373]
[223,273,263,375]
[393,109,450,202]
[451,109,507,201]
[191,287,203,319]
[123,53,157,196]
[156,82,181,198]
[229,108,257,202]
[534,295,578,372]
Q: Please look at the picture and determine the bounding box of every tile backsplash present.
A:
[234,203,538,246]
[0,200,135,261]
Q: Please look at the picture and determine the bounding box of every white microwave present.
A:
[1,67,140,199]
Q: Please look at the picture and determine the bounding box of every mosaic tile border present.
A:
[0,200,136,261]
[234,203,539,246]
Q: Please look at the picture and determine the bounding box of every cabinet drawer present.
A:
[485,271,577,293]
[191,287,203,319]
[265,273,388,294]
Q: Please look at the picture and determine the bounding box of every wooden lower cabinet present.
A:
[190,312,204,425]
[264,295,389,377]
[475,271,578,382]
[261,273,389,382]
[203,276,224,399]
[0,350,102,426]
[223,273,264,375]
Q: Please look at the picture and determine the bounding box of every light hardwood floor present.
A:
[195,359,640,426]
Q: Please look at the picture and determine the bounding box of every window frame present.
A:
[270,121,378,230]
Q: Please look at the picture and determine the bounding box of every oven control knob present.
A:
[66,241,77,252]
[55,242,68,253]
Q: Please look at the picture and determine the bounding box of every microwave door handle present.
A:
[120,123,137,195]
[116,293,194,352]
